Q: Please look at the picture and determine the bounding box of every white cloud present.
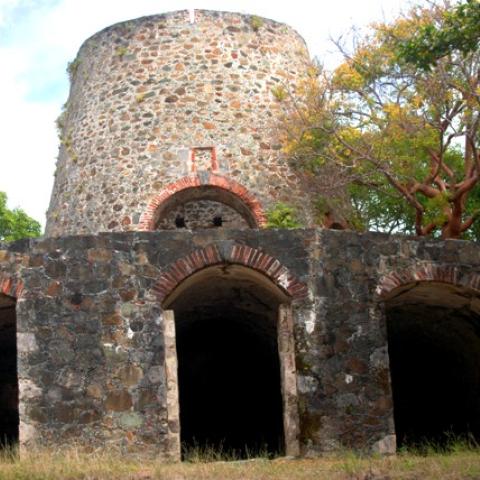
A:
[0,0,405,230]
[0,0,20,27]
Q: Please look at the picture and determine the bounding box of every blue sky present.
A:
[0,0,405,230]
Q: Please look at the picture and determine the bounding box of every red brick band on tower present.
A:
[376,265,480,298]
[152,243,308,304]
[138,174,267,231]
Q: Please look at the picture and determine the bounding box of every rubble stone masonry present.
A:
[2,229,480,457]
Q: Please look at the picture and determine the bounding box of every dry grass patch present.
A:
[0,445,479,480]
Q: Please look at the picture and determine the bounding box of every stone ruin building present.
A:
[0,10,479,460]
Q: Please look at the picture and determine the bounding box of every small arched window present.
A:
[154,186,257,230]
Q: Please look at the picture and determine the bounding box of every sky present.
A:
[0,0,407,229]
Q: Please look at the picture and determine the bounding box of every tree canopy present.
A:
[0,192,41,242]
[279,1,480,239]
[397,0,480,70]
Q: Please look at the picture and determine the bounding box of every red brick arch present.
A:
[0,273,23,299]
[138,174,267,230]
[152,244,308,304]
[376,264,480,299]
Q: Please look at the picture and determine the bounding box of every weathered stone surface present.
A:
[372,434,397,455]
[117,364,143,386]
[119,412,143,429]
[17,333,38,353]
[105,390,133,412]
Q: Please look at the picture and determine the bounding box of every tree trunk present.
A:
[441,201,463,239]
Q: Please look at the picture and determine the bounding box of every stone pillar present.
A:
[278,304,300,457]
[163,310,181,460]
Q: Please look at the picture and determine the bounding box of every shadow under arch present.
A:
[379,278,480,449]
[158,254,302,460]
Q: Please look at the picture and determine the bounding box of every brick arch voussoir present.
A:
[376,264,480,299]
[0,273,23,300]
[152,244,308,304]
[138,174,267,231]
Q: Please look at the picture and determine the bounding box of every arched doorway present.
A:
[162,264,300,459]
[0,293,18,448]
[384,281,480,448]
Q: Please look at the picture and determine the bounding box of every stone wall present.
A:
[46,10,313,237]
[1,229,479,457]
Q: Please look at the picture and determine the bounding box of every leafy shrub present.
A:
[266,203,302,228]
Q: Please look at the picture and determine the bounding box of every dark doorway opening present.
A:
[167,266,286,459]
[0,294,18,449]
[386,283,480,449]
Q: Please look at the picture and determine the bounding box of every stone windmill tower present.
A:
[45,10,314,237]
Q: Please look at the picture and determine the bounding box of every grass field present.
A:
[0,445,479,479]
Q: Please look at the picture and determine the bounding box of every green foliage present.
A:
[424,192,451,226]
[250,15,264,31]
[463,184,480,240]
[67,57,81,80]
[348,146,476,236]
[55,102,68,138]
[55,112,65,137]
[0,192,41,242]
[397,0,480,70]
[266,203,302,229]
[271,85,287,101]
[60,132,78,163]
[115,46,128,57]
[349,183,416,234]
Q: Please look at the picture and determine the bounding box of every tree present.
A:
[0,192,41,242]
[280,1,480,239]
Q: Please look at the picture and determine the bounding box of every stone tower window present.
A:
[175,216,186,229]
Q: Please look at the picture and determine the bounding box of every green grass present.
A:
[0,443,479,479]
[181,441,273,463]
